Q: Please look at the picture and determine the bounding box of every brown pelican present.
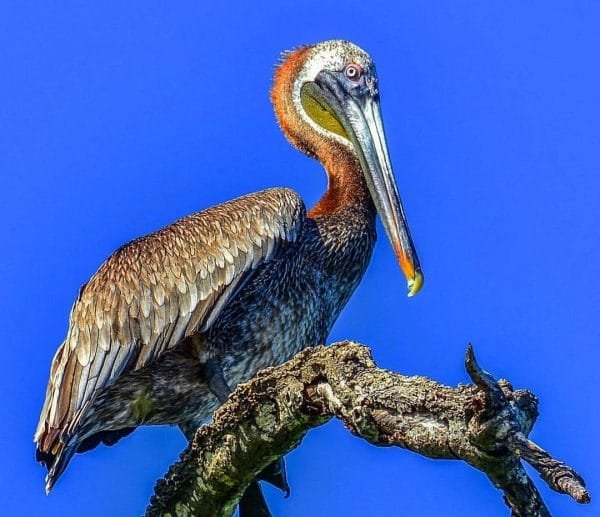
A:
[35,40,423,512]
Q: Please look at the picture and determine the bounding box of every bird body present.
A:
[71,194,375,443]
[35,40,423,494]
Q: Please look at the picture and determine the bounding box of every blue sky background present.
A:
[1,2,599,516]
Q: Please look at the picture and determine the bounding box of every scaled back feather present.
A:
[34,188,305,474]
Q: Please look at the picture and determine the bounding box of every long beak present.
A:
[309,72,423,296]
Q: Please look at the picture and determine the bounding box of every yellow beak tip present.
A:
[407,271,424,297]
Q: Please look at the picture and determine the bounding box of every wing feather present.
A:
[35,188,305,448]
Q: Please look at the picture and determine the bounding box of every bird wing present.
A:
[35,188,305,447]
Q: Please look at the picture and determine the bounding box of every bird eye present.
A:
[344,63,362,81]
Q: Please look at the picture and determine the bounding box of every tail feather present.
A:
[45,447,77,494]
[36,425,137,493]
[35,430,78,494]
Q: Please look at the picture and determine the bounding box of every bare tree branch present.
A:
[146,342,589,517]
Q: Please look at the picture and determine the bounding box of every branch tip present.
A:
[465,344,506,409]
[512,433,591,504]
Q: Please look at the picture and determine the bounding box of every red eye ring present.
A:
[345,63,362,81]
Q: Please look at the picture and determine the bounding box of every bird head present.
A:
[272,40,423,297]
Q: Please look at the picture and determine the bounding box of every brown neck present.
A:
[270,47,372,218]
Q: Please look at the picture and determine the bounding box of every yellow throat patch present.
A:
[300,84,349,139]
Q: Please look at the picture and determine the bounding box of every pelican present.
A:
[35,40,423,512]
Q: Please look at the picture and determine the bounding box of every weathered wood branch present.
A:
[146,342,589,516]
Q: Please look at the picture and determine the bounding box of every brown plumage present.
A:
[35,190,306,484]
[35,40,423,494]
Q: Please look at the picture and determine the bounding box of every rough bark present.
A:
[146,342,589,516]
